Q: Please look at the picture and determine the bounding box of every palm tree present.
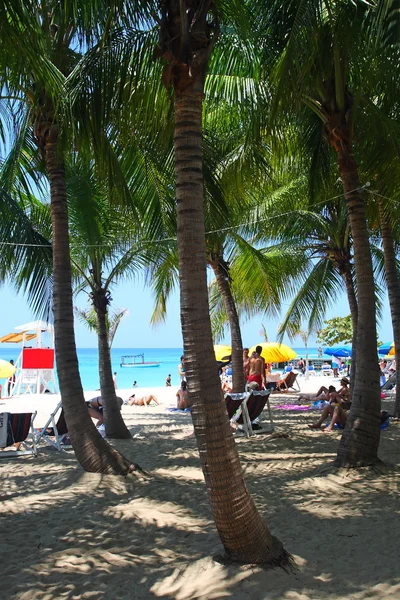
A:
[74,306,128,348]
[262,0,398,465]
[154,1,288,564]
[0,1,136,474]
[377,198,400,417]
[67,154,162,438]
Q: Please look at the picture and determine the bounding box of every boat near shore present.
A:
[120,353,161,368]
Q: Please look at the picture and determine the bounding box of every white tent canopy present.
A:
[14,321,54,333]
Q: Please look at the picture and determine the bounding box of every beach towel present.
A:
[275,404,312,411]
[0,413,8,447]
[166,407,191,413]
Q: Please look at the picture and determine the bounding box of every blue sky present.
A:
[0,277,394,349]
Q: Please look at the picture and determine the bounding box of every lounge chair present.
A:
[276,370,300,392]
[381,372,397,392]
[237,390,274,437]
[224,392,248,421]
[34,401,71,451]
[0,412,38,458]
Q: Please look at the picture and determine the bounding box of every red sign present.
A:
[22,348,54,369]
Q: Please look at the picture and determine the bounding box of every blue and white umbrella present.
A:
[378,342,395,356]
[324,347,352,358]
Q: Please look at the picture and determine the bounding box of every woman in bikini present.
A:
[125,393,160,406]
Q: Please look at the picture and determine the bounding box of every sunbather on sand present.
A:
[125,393,160,406]
[298,385,336,402]
[308,382,352,431]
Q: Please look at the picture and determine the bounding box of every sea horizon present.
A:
[1,345,335,392]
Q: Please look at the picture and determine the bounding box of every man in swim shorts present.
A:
[247,346,265,389]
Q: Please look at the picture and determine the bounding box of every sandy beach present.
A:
[0,376,399,599]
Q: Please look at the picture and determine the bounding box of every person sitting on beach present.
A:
[125,393,160,406]
[328,377,350,404]
[247,347,265,389]
[221,378,233,394]
[308,394,351,432]
[86,395,123,426]
[176,380,189,409]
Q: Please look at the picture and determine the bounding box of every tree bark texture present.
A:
[335,149,381,466]
[93,289,131,438]
[45,135,134,474]
[174,91,286,563]
[209,258,244,392]
[342,266,358,398]
[378,199,400,417]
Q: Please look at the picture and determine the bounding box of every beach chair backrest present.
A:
[284,371,295,388]
[224,392,247,420]
[55,409,68,435]
[381,373,396,391]
[237,391,270,424]
[10,413,33,443]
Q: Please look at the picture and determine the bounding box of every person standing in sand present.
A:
[243,348,250,380]
[178,355,186,382]
[247,346,265,389]
[166,374,172,387]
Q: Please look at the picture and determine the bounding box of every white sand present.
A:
[0,375,399,599]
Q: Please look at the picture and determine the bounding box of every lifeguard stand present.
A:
[0,321,58,396]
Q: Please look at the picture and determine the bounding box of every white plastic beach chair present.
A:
[33,401,71,451]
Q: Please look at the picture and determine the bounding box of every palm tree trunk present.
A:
[378,199,400,418]
[210,258,244,392]
[342,266,358,398]
[45,134,135,474]
[174,91,287,564]
[335,148,381,466]
[92,289,131,438]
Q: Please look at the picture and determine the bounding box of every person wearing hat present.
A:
[308,377,351,431]
[329,377,350,407]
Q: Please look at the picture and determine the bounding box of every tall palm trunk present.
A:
[378,199,400,417]
[174,89,286,564]
[209,257,244,392]
[342,266,358,397]
[92,288,131,438]
[334,146,381,466]
[44,132,134,474]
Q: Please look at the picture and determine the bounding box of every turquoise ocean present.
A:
[0,346,332,391]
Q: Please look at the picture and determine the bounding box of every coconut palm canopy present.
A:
[249,342,296,362]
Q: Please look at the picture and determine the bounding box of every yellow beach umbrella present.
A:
[214,344,232,362]
[0,359,17,378]
[248,342,297,362]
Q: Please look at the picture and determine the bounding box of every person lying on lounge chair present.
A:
[125,393,160,406]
